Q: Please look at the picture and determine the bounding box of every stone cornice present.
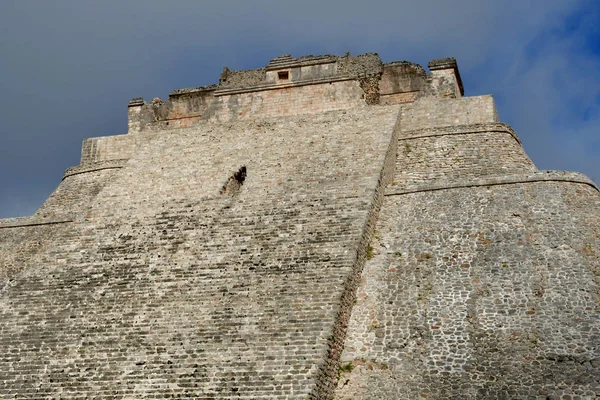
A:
[265,54,338,71]
[63,159,128,180]
[0,217,72,229]
[399,123,522,145]
[213,75,356,97]
[386,171,599,196]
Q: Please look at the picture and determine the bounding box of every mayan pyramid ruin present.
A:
[0,53,598,399]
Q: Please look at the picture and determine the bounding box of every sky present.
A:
[0,0,598,218]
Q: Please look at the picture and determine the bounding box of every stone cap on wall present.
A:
[428,57,458,70]
[128,97,145,107]
[266,54,340,70]
[169,85,218,99]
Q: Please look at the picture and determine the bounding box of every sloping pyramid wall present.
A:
[336,98,600,399]
[0,106,400,398]
[1,61,599,399]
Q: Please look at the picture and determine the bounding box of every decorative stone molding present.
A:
[0,217,72,229]
[63,159,128,180]
[386,170,599,196]
[128,97,145,107]
[400,122,522,145]
[213,75,356,96]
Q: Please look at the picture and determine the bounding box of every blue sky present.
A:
[0,0,598,218]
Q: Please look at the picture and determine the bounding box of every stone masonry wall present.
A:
[81,134,134,164]
[336,181,600,399]
[2,52,599,400]
[379,62,426,95]
[212,80,366,122]
[0,223,72,284]
[380,91,419,105]
[0,106,400,399]
[33,167,124,221]
[394,124,536,186]
[122,53,468,136]
[129,80,367,133]
[423,69,462,99]
[336,94,600,398]
[401,96,498,131]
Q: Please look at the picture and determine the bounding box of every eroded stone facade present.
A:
[0,53,598,399]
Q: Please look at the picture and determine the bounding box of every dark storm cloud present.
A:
[1,0,598,217]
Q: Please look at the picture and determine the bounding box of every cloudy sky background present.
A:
[0,0,598,218]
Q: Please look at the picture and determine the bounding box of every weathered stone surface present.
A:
[336,87,600,399]
[0,106,399,399]
[1,52,598,399]
[336,182,600,399]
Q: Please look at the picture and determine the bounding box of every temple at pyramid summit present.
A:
[1,53,599,399]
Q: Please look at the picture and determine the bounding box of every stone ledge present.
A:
[213,75,356,96]
[428,57,458,71]
[399,122,522,145]
[128,97,145,107]
[385,171,599,196]
[169,85,218,98]
[0,217,72,229]
[383,60,427,74]
[63,159,128,180]
[266,54,337,70]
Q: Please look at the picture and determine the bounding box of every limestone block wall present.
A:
[265,62,338,84]
[33,166,125,221]
[336,181,600,399]
[0,162,127,229]
[401,96,499,131]
[2,52,599,400]
[0,223,72,284]
[425,68,462,98]
[211,80,366,122]
[125,53,467,134]
[128,79,368,133]
[0,106,400,399]
[81,134,134,163]
[379,62,425,106]
[380,62,426,95]
[424,58,464,99]
[394,123,536,186]
[380,91,419,105]
[336,95,600,399]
